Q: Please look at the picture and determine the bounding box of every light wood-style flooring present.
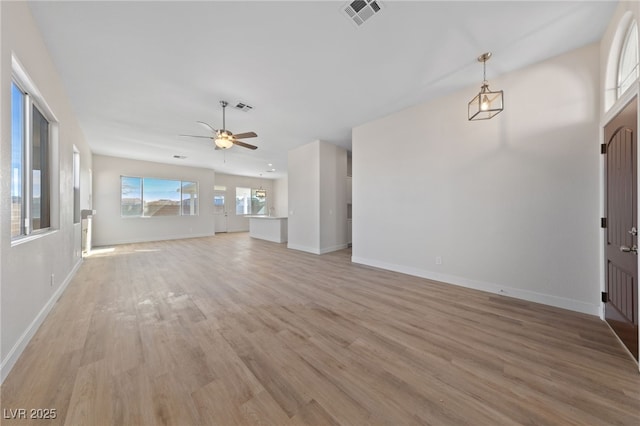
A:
[2,233,639,425]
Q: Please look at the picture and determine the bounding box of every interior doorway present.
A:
[604,96,639,360]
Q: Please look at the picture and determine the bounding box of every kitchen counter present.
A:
[248,216,288,243]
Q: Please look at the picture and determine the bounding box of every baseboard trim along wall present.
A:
[0,259,83,384]
[288,243,349,255]
[319,243,349,255]
[351,256,600,317]
[94,232,215,247]
[287,243,322,255]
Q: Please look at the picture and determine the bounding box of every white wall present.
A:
[0,2,92,382]
[353,43,601,315]
[288,140,348,254]
[319,141,348,253]
[92,155,216,246]
[273,177,288,217]
[214,172,275,232]
[288,141,320,252]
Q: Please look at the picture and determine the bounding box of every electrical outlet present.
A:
[50,273,55,287]
[435,256,442,265]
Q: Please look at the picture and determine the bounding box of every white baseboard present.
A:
[288,243,349,255]
[287,243,321,254]
[93,232,215,247]
[319,243,349,254]
[351,256,600,316]
[0,259,83,384]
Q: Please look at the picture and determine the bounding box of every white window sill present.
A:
[11,229,58,247]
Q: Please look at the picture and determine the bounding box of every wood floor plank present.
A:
[110,365,157,426]
[149,371,201,426]
[191,380,248,425]
[194,322,267,407]
[240,390,292,426]
[288,399,341,426]
[1,233,639,425]
[269,329,373,425]
[64,360,113,426]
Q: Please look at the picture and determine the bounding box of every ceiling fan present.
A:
[181,100,258,150]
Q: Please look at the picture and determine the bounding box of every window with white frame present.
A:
[236,187,251,215]
[252,189,267,215]
[11,80,52,238]
[618,21,639,97]
[120,176,198,217]
[235,187,267,215]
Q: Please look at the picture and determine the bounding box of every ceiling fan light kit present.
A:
[181,100,258,150]
[468,52,504,121]
[215,131,234,150]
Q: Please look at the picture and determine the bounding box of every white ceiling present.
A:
[28,1,616,180]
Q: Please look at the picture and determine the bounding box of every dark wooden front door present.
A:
[604,97,638,360]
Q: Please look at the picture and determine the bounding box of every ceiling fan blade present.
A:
[232,140,258,150]
[197,121,217,133]
[180,134,213,139]
[231,131,258,139]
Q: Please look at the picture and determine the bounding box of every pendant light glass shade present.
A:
[215,132,234,149]
[468,52,504,121]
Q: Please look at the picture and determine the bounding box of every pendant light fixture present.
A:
[468,52,504,121]
[255,189,267,199]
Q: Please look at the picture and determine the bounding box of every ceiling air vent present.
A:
[343,0,382,27]
[234,101,253,112]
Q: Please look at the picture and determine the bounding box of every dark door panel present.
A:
[604,97,639,360]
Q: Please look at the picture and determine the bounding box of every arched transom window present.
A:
[618,21,639,97]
